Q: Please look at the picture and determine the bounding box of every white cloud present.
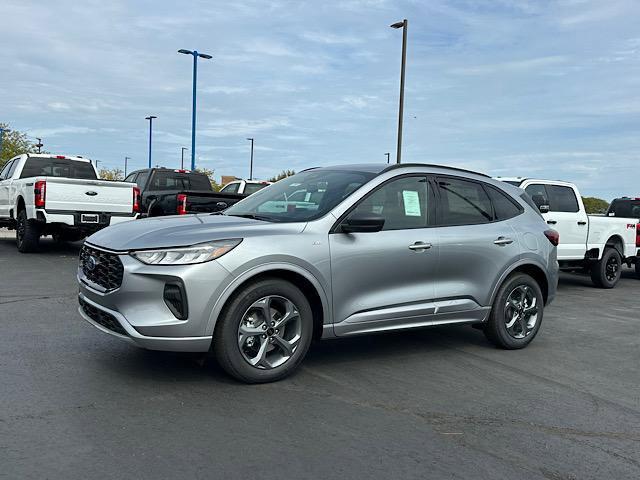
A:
[29,126,94,137]
[449,56,567,75]
[301,32,363,45]
[202,86,249,94]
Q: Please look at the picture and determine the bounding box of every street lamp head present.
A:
[198,53,213,60]
[178,49,193,55]
[390,20,406,29]
[145,116,157,120]
[246,137,253,141]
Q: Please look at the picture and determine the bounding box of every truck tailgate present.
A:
[42,177,134,213]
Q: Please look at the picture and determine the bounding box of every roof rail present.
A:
[381,162,490,178]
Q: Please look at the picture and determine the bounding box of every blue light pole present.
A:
[145,115,157,168]
[178,49,212,171]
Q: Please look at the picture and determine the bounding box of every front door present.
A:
[329,175,439,336]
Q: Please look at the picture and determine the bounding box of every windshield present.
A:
[224,169,376,222]
[20,157,97,180]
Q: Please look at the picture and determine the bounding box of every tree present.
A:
[0,123,38,168]
[99,168,124,181]
[582,197,609,214]
[268,170,295,182]
[195,167,221,191]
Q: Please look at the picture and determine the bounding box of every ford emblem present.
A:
[85,255,98,273]
[85,191,98,196]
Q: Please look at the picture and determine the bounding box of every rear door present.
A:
[433,176,522,309]
[0,159,16,216]
[525,183,586,260]
[329,175,439,335]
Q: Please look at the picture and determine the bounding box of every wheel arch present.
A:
[490,261,550,308]
[206,264,330,341]
[605,234,624,257]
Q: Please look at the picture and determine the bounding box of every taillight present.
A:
[133,187,141,213]
[544,229,559,246]
[177,193,187,215]
[636,224,640,248]
[34,180,46,208]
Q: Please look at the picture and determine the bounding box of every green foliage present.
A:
[582,196,609,214]
[99,168,124,181]
[0,123,38,168]
[268,169,295,182]
[195,167,221,191]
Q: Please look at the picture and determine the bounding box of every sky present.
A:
[1,0,639,199]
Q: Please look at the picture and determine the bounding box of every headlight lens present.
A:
[130,239,242,265]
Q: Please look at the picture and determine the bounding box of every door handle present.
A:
[494,237,514,246]
[547,220,557,225]
[577,221,587,225]
[408,242,432,251]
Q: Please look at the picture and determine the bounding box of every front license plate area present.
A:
[81,214,99,224]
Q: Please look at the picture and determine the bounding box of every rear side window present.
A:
[20,157,97,179]
[486,186,523,220]
[547,185,579,212]
[437,177,493,225]
[244,183,268,195]
[221,182,240,194]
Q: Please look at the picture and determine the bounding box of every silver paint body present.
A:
[78,164,558,352]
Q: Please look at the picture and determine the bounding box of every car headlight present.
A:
[130,239,242,265]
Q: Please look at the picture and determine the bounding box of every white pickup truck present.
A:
[498,177,640,288]
[0,154,140,252]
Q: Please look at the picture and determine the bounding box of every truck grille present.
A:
[79,244,124,292]
[79,297,127,336]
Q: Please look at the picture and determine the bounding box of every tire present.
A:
[590,247,622,288]
[213,278,314,383]
[16,209,41,253]
[635,260,640,280]
[484,273,544,349]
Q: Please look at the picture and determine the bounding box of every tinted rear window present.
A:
[148,172,212,191]
[20,157,97,180]
[486,186,523,220]
[437,177,493,225]
[608,200,640,217]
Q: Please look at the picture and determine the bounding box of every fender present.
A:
[204,262,332,337]
[487,257,551,310]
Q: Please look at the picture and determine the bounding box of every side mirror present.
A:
[539,204,550,214]
[341,213,385,233]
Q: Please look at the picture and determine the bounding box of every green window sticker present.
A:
[402,190,421,217]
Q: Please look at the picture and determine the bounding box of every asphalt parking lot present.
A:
[1,231,639,479]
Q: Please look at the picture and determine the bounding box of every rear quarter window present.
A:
[486,186,523,220]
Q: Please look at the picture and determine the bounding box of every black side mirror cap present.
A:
[341,213,385,233]
[539,205,550,214]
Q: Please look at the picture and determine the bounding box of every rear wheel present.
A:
[590,247,621,288]
[635,260,640,279]
[213,278,314,383]
[484,273,544,349]
[16,209,41,253]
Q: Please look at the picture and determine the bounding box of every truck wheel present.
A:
[213,278,314,383]
[16,210,41,253]
[636,261,640,279]
[590,247,622,288]
[484,273,543,350]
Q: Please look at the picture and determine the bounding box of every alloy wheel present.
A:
[605,255,620,283]
[237,295,302,369]
[504,285,539,339]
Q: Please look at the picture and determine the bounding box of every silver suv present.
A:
[78,164,558,383]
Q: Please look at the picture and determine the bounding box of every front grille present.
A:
[79,297,127,336]
[79,244,124,292]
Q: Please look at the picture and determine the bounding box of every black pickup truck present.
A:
[123,168,246,217]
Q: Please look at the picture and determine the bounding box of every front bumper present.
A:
[77,244,234,352]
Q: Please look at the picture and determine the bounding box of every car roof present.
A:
[304,163,490,178]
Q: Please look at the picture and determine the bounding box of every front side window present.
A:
[437,177,493,225]
[124,173,137,183]
[524,184,549,209]
[0,160,14,180]
[20,158,97,180]
[547,185,579,213]
[243,183,268,195]
[348,176,430,230]
[225,169,375,222]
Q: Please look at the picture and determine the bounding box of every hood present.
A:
[87,214,306,251]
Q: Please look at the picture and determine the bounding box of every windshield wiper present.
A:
[226,213,275,222]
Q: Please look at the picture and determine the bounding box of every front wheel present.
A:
[213,278,314,383]
[16,210,41,253]
[590,247,622,288]
[484,273,544,349]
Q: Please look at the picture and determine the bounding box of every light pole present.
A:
[385,152,390,164]
[35,137,43,153]
[390,19,408,164]
[145,116,157,168]
[178,49,213,171]
[124,156,130,176]
[0,127,5,159]
[246,137,254,180]
[181,147,187,170]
